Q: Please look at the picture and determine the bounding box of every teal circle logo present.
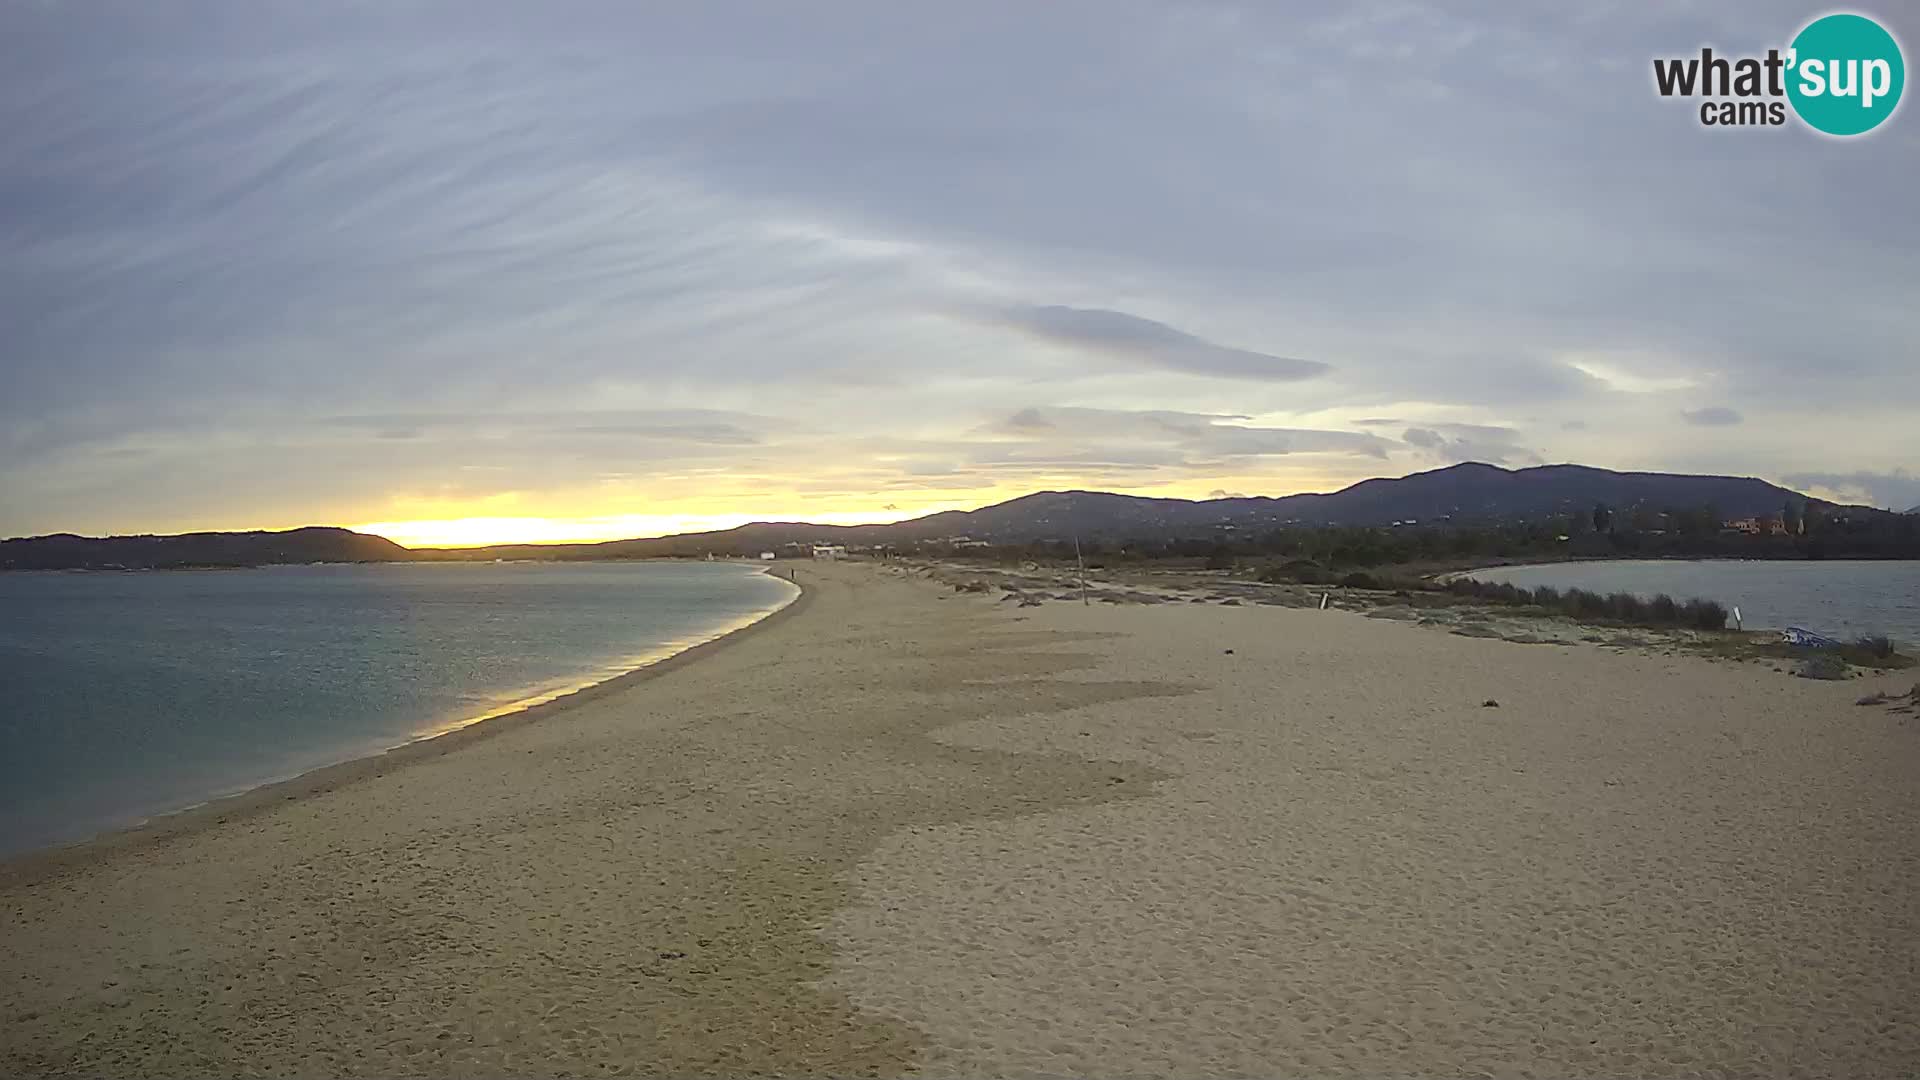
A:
[1786,13,1905,136]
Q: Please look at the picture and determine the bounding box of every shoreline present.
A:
[4,560,1915,1077]
[1429,553,1779,584]
[0,567,808,888]
[1435,558,1918,640]
[1431,552,1920,583]
[2,560,1178,1077]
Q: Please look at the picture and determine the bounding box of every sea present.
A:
[0,561,797,857]
[1464,559,1920,643]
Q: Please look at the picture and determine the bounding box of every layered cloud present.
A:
[1400,424,1539,465]
[1681,407,1744,427]
[989,308,1330,381]
[320,410,781,446]
[1783,469,1920,512]
[990,406,1390,460]
[0,1,1915,538]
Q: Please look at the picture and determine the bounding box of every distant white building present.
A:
[811,545,846,560]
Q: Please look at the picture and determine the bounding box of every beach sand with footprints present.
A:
[4,560,1916,1077]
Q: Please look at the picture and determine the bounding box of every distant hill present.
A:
[1204,461,1824,533]
[433,462,1852,558]
[0,527,409,571]
[856,462,1826,543]
[6,463,1878,569]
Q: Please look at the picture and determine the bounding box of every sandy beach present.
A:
[3,560,1916,1077]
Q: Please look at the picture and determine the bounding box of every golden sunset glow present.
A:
[344,464,1386,548]
[352,507,932,548]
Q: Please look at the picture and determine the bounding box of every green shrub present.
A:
[1258,558,1330,585]
[1681,599,1728,630]
[1605,591,1642,620]
[1569,588,1609,617]
[1431,577,1726,631]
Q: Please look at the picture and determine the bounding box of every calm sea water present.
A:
[0,561,796,856]
[1466,559,1920,642]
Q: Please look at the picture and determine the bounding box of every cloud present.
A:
[1400,423,1538,465]
[990,307,1330,381]
[0,2,1915,536]
[1563,357,1700,394]
[1681,407,1743,427]
[1782,469,1920,512]
[1331,350,1604,408]
[992,406,1389,461]
[1198,427,1391,458]
[322,410,777,445]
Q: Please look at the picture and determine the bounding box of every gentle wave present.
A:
[0,561,798,856]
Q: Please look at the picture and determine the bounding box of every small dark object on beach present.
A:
[1482,699,1500,708]
[1223,649,1235,655]
[1856,693,1888,706]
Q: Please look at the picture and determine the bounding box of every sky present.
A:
[3,1,1917,545]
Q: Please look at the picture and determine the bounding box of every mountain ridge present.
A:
[2,462,1890,569]
[0,526,409,571]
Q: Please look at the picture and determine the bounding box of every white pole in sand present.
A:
[1074,533,1089,605]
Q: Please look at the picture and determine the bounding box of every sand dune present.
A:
[4,561,1915,1077]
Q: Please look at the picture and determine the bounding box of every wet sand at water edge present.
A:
[4,560,1916,1077]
